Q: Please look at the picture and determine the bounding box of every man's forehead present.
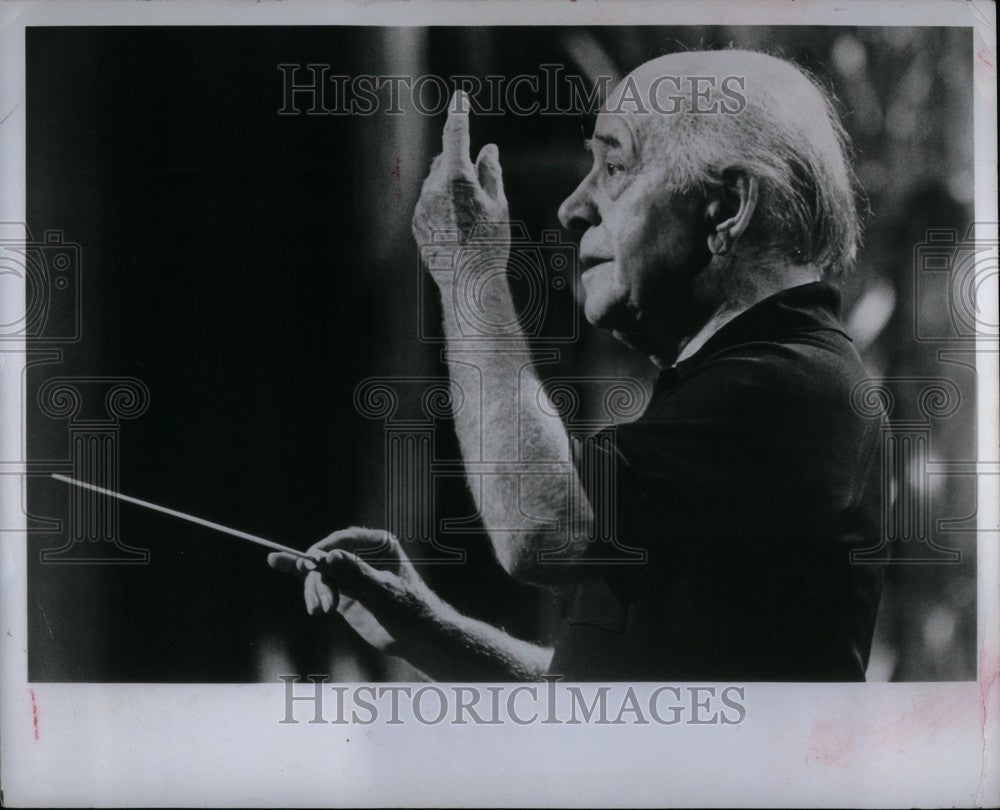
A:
[592,106,664,157]
[591,114,630,147]
[595,53,734,138]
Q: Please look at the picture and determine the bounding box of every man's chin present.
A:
[580,265,619,325]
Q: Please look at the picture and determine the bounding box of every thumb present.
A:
[475,143,505,200]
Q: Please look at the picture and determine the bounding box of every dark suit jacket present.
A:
[549,282,885,681]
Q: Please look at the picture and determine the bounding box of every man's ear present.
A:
[704,168,758,255]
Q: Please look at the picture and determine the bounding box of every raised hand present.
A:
[411,91,510,278]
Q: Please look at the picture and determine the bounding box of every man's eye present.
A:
[606,162,625,178]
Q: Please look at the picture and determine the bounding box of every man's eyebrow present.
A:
[592,133,623,150]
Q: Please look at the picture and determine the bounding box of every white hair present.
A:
[637,50,863,279]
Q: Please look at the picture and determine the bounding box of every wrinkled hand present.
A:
[267,528,442,655]
[412,91,510,283]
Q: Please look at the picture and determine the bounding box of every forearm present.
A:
[434,274,594,580]
[391,589,553,681]
[410,102,593,580]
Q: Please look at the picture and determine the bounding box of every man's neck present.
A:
[668,263,824,366]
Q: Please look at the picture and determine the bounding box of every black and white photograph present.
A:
[1,0,997,806]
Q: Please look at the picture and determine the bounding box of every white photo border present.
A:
[1,1,997,807]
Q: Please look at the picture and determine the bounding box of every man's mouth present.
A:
[579,255,613,272]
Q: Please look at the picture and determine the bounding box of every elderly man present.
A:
[270,50,883,682]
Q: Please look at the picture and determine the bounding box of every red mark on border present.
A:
[29,688,39,740]
[977,646,1000,797]
[392,156,402,205]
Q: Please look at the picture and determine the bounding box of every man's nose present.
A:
[558,177,600,233]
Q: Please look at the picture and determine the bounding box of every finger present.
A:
[304,571,321,615]
[475,144,504,200]
[294,556,319,578]
[324,549,387,602]
[304,569,319,610]
[304,568,342,614]
[316,572,339,614]
[308,527,396,561]
[442,91,473,173]
[269,552,312,580]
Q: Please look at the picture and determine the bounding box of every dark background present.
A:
[26,26,977,681]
